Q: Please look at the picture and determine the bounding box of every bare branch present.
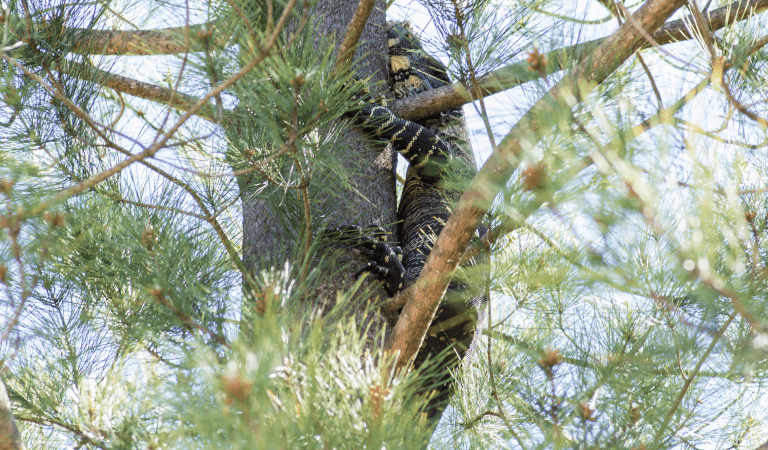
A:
[390,0,768,122]
[66,22,226,56]
[384,0,689,372]
[51,60,215,120]
[333,0,378,75]
[653,312,737,441]
[0,378,24,450]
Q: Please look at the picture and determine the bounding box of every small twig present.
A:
[652,312,737,442]
[52,59,215,121]
[483,268,516,438]
[721,76,768,129]
[152,0,196,142]
[106,91,126,129]
[152,290,230,348]
[638,54,663,107]
[288,89,314,282]
[677,118,768,149]
[533,7,615,25]
[104,194,206,220]
[745,35,768,58]
[450,0,498,151]
[0,227,29,350]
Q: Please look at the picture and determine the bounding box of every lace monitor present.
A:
[333,22,487,420]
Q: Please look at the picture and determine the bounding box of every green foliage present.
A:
[2,0,768,448]
[8,273,434,448]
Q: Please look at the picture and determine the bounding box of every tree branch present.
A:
[51,0,376,122]
[52,60,216,120]
[455,75,713,266]
[13,0,300,221]
[0,378,24,450]
[384,0,689,372]
[65,22,225,56]
[389,0,768,122]
[380,74,712,321]
[333,0,378,74]
[44,0,767,129]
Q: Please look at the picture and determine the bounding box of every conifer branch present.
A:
[383,71,709,318]
[15,414,101,447]
[10,0,298,221]
[389,0,768,122]
[384,0,689,372]
[151,289,231,348]
[2,2,303,292]
[6,0,762,130]
[458,71,713,265]
[51,59,215,120]
[653,312,738,442]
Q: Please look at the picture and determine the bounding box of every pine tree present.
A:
[1,0,768,448]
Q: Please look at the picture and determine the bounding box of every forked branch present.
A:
[39,0,767,127]
[389,0,768,122]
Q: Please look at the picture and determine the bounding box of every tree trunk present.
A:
[240,1,396,324]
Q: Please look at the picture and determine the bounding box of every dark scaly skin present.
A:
[323,225,406,296]
[385,22,478,281]
[341,22,486,421]
[387,22,488,419]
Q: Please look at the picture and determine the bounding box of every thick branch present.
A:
[46,0,766,128]
[390,0,768,122]
[384,0,688,371]
[0,379,23,450]
[333,0,378,74]
[46,0,766,59]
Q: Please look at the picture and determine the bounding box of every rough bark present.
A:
[240,1,397,318]
[66,25,216,55]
